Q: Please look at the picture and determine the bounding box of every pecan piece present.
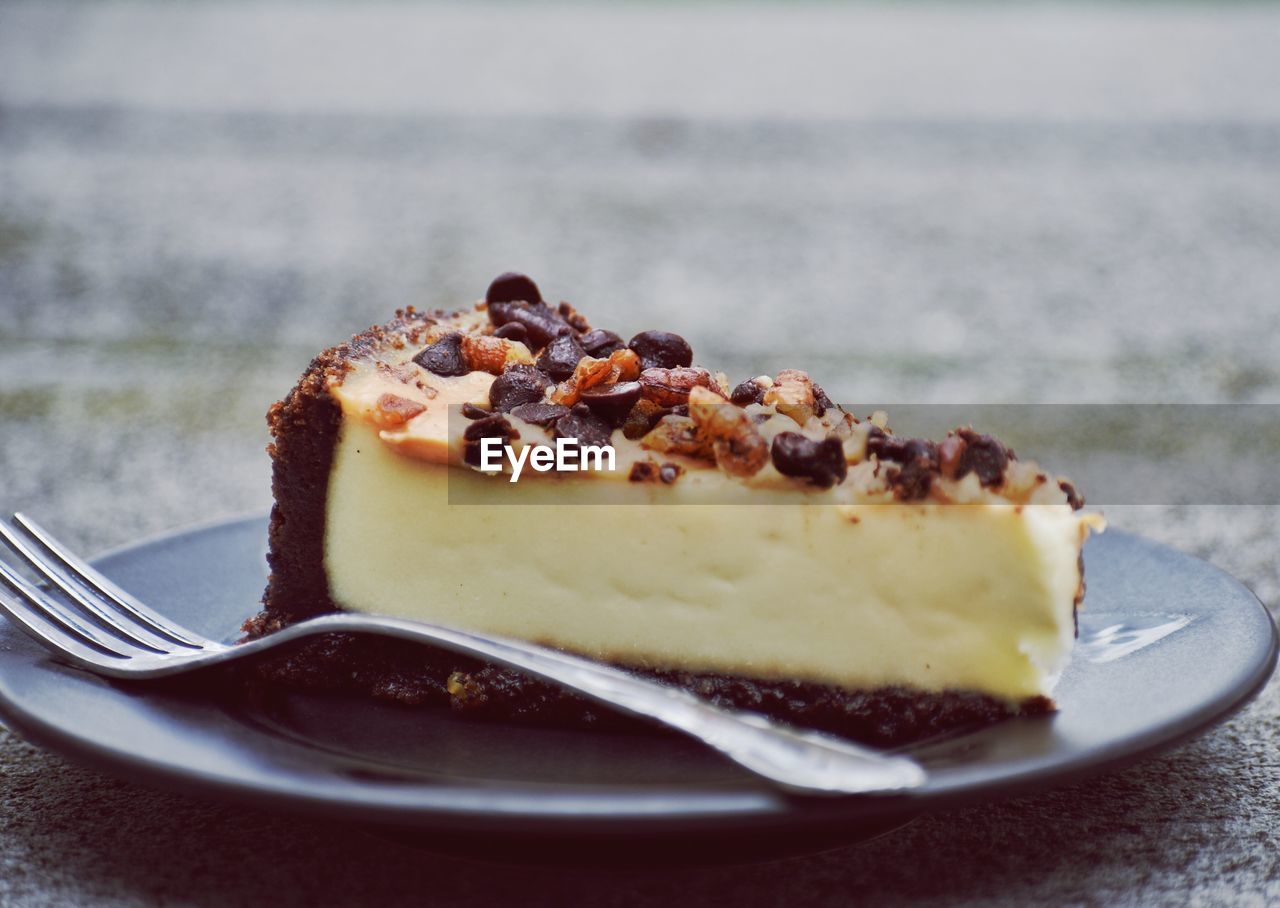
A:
[764,369,817,426]
[638,367,716,408]
[557,301,591,333]
[621,397,669,440]
[461,334,534,375]
[639,415,714,461]
[687,386,768,478]
[373,393,427,428]
[551,348,642,406]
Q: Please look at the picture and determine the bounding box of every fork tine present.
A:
[0,521,180,653]
[0,583,131,671]
[0,560,138,658]
[10,514,207,648]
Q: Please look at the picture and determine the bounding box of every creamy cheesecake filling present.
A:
[325,417,1093,700]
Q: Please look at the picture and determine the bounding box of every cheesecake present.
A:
[246,273,1102,746]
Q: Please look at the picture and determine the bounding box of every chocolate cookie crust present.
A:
[259,308,440,624]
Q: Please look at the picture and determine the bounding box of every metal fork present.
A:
[0,512,925,796]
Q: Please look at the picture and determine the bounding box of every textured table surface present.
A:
[2,2,1279,904]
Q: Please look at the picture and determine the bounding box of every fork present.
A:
[0,512,925,797]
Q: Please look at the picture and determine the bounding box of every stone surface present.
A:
[1,2,1279,904]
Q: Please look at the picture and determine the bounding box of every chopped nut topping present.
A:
[687,386,769,478]
[373,393,427,427]
[826,410,858,442]
[461,334,535,375]
[621,397,669,440]
[557,301,591,333]
[764,369,817,426]
[551,348,642,406]
[375,361,421,384]
[639,414,714,461]
[938,434,966,479]
[638,366,716,408]
[340,273,1088,508]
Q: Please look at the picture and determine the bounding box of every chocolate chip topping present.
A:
[891,452,937,500]
[954,428,1009,488]
[1059,479,1085,510]
[411,332,469,378]
[628,461,657,482]
[557,301,591,333]
[486,272,542,305]
[579,380,642,426]
[730,379,766,406]
[461,414,515,467]
[508,401,570,427]
[866,435,939,500]
[770,433,848,488]
[487,364,552,413]
[460,402,491,420]
[487,301,573,350]
[864,424,887,454]
[536,333,588,381]
[493,321,528,343]
[628,330,693,371]
[628,460,683,484]
[579,329,625,358]
[553,403,614,449]
[812,383,835,417]
[872,436,939,467]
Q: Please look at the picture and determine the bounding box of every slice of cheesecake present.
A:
[247,273,1102,746]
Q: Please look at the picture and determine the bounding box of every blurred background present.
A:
[2,3,1280,902]
[3,2,1278,599]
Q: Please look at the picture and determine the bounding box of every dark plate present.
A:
[0,516,1274,860]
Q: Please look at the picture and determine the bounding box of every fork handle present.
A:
[219,613,926,796]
